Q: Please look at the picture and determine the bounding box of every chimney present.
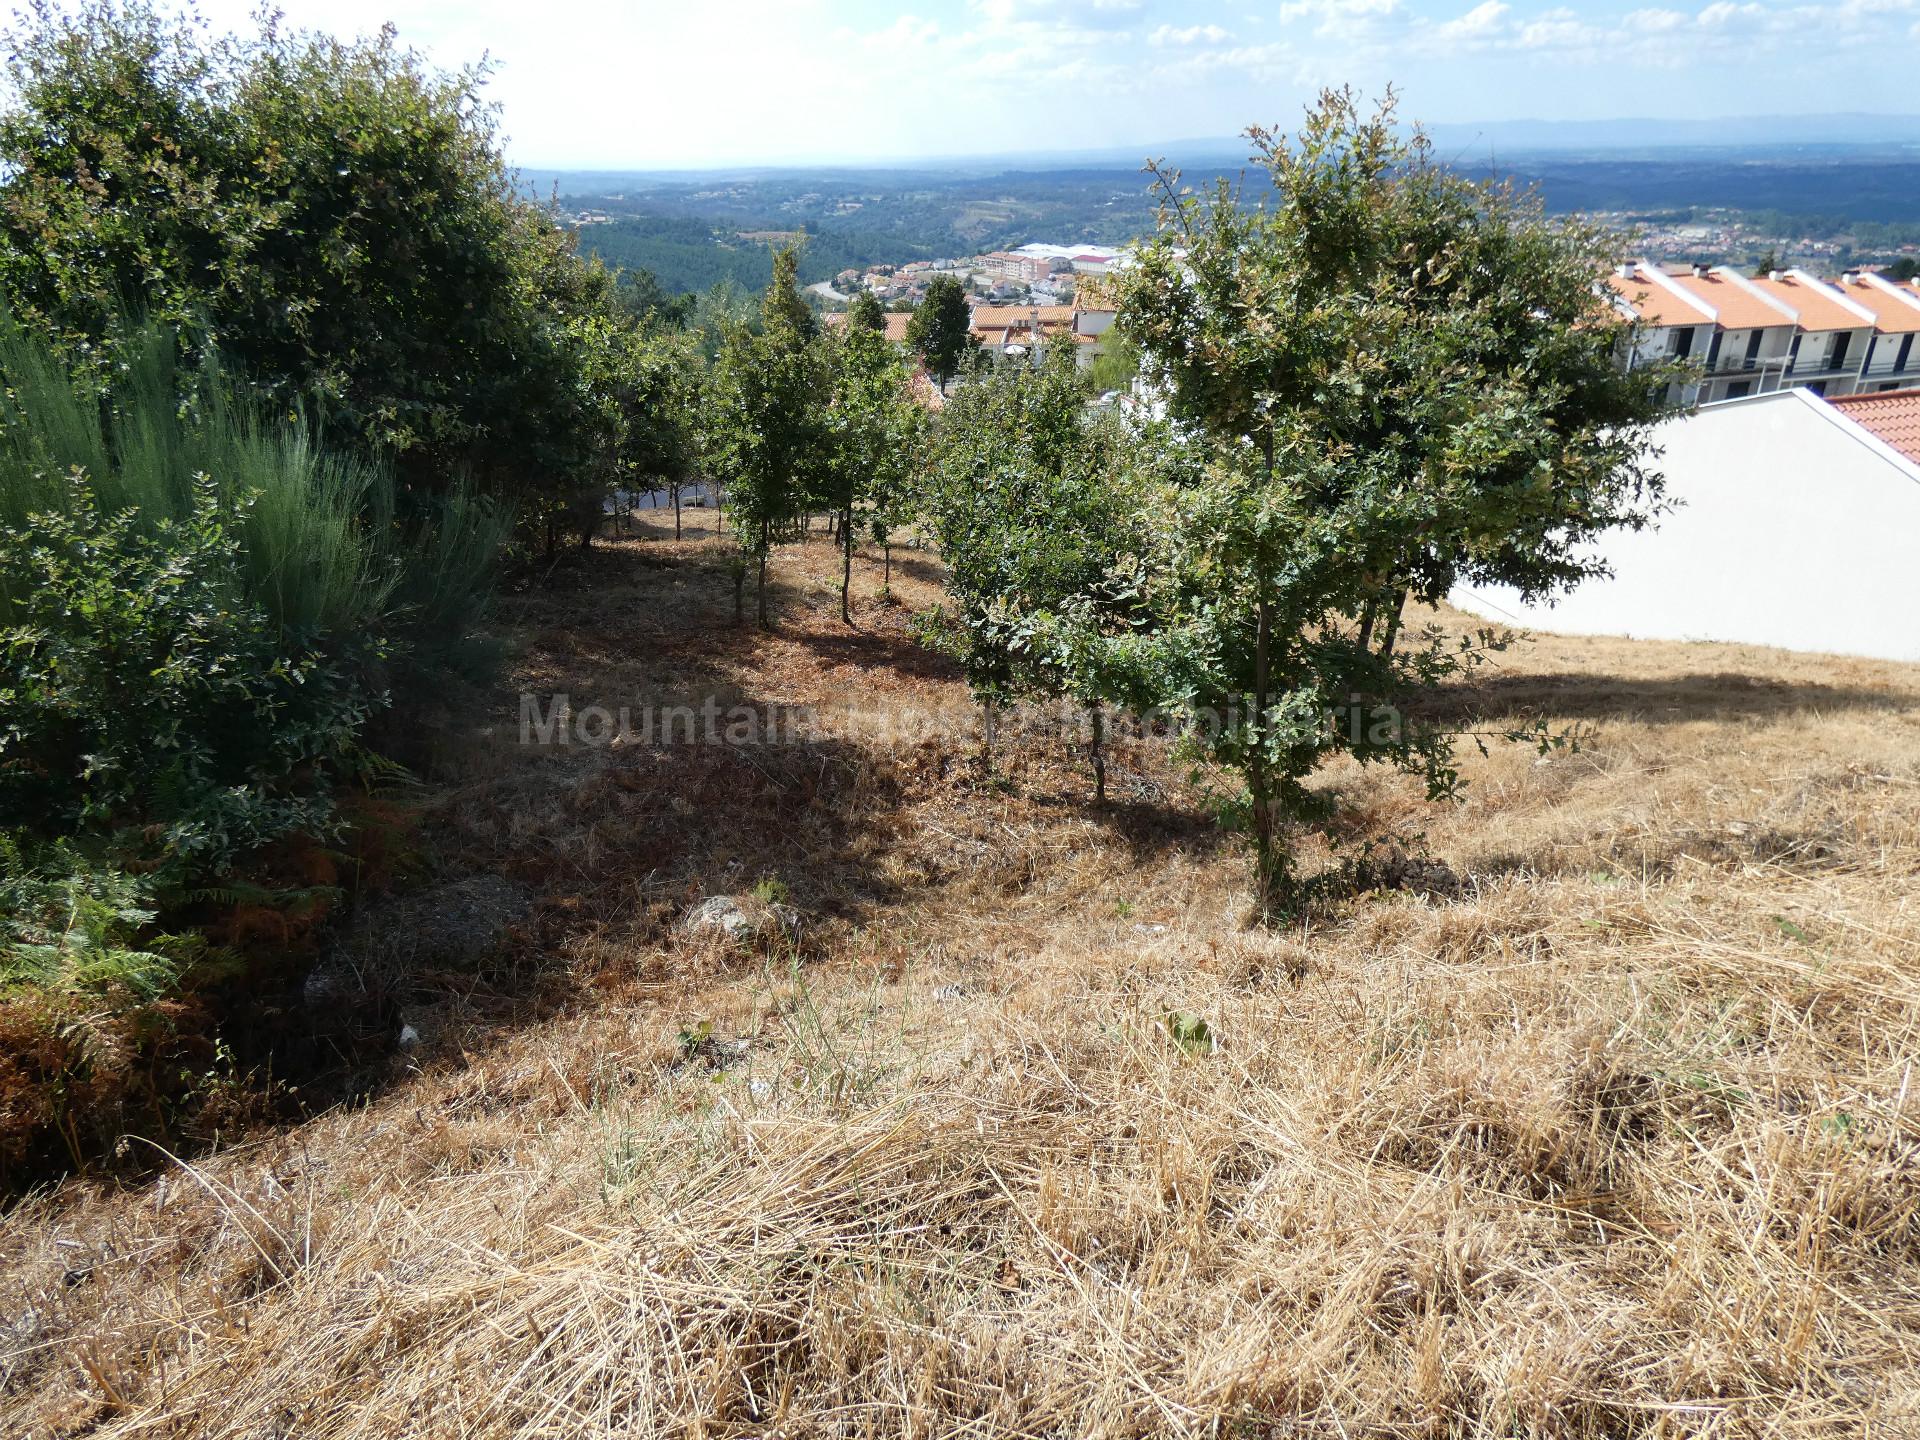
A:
[1769,270,1783,282]
[1692,263,1709,278]
[1615,263,1632,278]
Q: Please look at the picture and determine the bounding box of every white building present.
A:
[1452,387,1920,662]
[1606,262,1920,404]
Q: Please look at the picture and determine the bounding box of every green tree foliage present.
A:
[614,268,696,329]
[821,323,925,622]
[611,328,704,539]
[706,255,825,626]
[846,289,888,333]
[763,245,818,342]
[1085,330,1140,395]
[0,1,624,501]
[689,278,760,360]
[920,342,1137,771]
[1096,91,1680,909]
[906,275,976,392]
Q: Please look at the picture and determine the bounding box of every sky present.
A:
[176,0,1919,168]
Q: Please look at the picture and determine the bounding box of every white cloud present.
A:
[1433,0,1510,41]
[1278,0,1400,20]
[1150,22,1233,44]
[169,0,1920,167]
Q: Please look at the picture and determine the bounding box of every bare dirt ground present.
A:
[4,516,1919,1438]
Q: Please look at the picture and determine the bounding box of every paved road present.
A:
[807,280,849,303]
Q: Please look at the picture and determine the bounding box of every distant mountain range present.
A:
[1422,112,1920,158]
[518,113,1919,191]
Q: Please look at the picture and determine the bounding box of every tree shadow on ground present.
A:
[782,618,965,685]
[878,548,946,588]
[1425,670,1908,726]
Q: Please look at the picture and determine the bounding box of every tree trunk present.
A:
[882,542,892,591]
[1356,597,1378,655]
[1377,588,1408,663]
[733,562,745,623]
[1090,702,1106,803]
[981,700,997,773]
[756,518,770,629]
[1348,596,1380,741]
[673,483,682,541]
[1250,428,1283,914]
[840,503,854,624]
[1251,594,1280,915]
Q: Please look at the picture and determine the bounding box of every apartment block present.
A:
[1606,261,1920,403]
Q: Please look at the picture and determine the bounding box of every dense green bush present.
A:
[0,311,504,873]
[0,482,372,873]
[0,0,624,502]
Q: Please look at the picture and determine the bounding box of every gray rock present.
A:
[682,895,804,947]
[683,895,758,943]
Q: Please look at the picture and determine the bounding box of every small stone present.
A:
[397,1024,421,1049]
[682,895,804,947]
[683,895,758,943]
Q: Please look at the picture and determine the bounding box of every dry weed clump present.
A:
[3,528,1919,1438]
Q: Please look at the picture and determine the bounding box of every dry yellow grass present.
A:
[4,519,1919,1437]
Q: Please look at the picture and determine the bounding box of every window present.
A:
[1786,334,1801,373]
[1828,332,1852,372]
[1726,380,1753,398]
[1705,331,1722,368]
[1743,331,1764,368]
[1669,327,1695,358]
[1805,380,1828,397]
[1897,335,1914,374]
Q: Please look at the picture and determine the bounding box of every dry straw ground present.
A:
[4,516,1920,1438]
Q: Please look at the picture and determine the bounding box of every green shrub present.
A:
[0,306,508,878]
[0,480,372,876]
[0,315,508,652]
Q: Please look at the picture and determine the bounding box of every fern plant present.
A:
[0,835,185,1000]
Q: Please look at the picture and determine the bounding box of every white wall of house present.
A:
[1698,325,1795,402]
[1452,389,1920,662]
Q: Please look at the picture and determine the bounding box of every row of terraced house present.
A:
[1606,262,1920,404]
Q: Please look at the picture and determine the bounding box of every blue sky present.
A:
[181,0,1919,168]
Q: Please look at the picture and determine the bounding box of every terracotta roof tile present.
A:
[824,311,914,343]
[1829,386,1920,466]
[1603,271,1713,327]
[1743,273,1872,333]
[1830,278,1920,335]
[969,305,1076,329]
[1662,270,1794,331]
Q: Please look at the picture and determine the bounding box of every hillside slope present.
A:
[5,519,1919,1438]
